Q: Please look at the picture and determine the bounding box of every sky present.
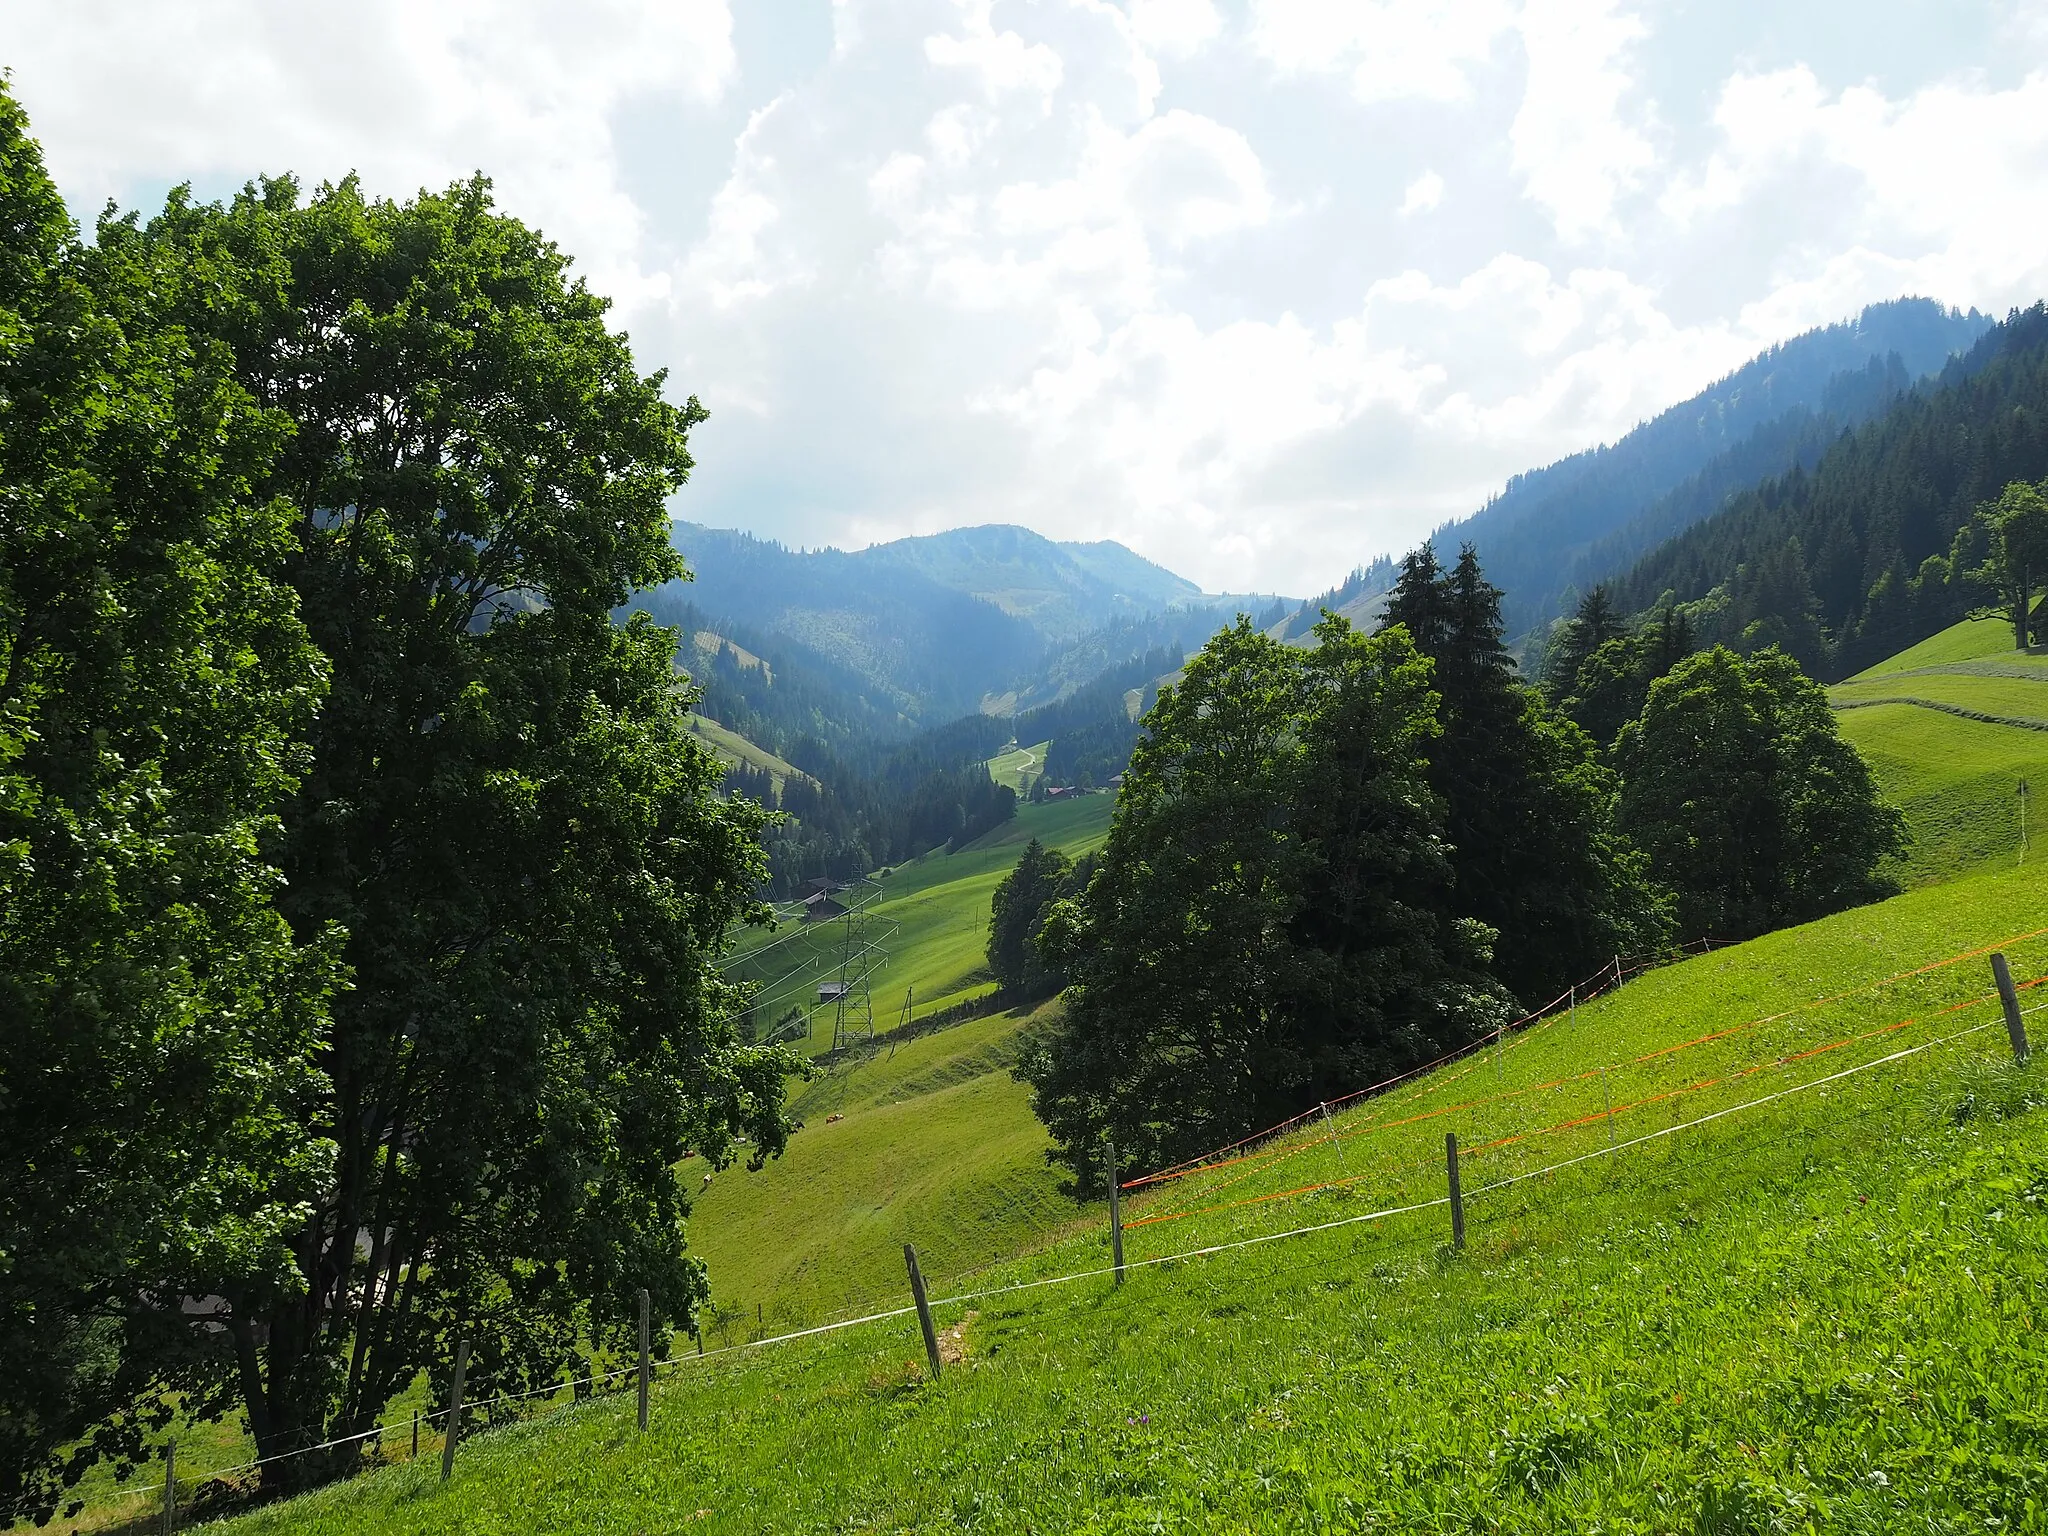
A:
[7,1,2048,597]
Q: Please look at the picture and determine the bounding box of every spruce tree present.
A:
[1381,547,1666,1006]
[987,838,1072,997]
[1542,585,1628,698]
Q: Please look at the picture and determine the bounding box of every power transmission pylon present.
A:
[828,888,883,1055]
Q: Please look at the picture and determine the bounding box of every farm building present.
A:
[802,890,847,922]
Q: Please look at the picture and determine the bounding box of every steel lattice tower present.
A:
[826,885,883,1053]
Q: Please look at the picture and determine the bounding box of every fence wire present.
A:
[99,945,2042,1507]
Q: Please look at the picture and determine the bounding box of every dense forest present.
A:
[1439,298,1988,634]
[619,591,1011,892]
[1613,304,2048,676]
[1022,646,1180,788]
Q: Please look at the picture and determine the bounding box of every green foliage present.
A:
[1386,550,1669,1003]
[985,838,1073,998]
[1553,603,1696,746]
[0,85,340,1524]
[1020,616,1509,1189]
[1617,647,1907,939]
[119,172,802,1485]
[1537,583,1627,697]
[1615,304,2048,676]
[1967,478,2048,649]
[192,859,2048,1536]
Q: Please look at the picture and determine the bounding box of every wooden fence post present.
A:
[1992,953,2030,1060]
[1445,1132,1465,1250]
[439,1339,469,1483]
[637,1287,651,1431]
[160,1439,175,1535]
[903,1244,942,1380]
[1107,1138,1125,1286]
[411,1411,419,1459]
[1320,1102,1347,1173]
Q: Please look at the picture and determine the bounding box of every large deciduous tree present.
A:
[0,89,338,1525]
[136,175,799,1483]
[1019,617,1507,1188]
[1969,479,2048,650]
[1614,646,1906,940]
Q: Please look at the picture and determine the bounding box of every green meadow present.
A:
[1850,615,2048,676]
[986,739,1050,793]
[687,1003,1082,1331]
[686,793,1114,1327]
[686,713,810,791]
[1830,617,2046,885]
[723,793,1113,1041]
[68,618,2048,1535]
[201,857,2047,1535]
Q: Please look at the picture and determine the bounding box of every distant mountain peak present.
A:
[657,520,1217,721]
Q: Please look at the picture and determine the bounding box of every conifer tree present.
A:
[1381,548,1667,1005]
[987,837,1073,998]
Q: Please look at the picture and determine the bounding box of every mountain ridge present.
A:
[1430,297,1993,634]
[659,521,1231,722]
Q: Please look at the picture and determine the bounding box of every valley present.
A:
[12,27,2048,1536]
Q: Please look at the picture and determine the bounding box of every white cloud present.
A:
[924,4,1066,103]
[1509,0,1656,242]
[1399,170,1445,216]
[1126,0,1223,57]
[1662,64,2048,314]
[12,0,2048,597]
[1248,0,1516,103]
[0,0,733,308]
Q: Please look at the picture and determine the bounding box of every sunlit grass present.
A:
[208,860,2048,1535]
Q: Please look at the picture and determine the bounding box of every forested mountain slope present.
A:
[856,524,1201,640]
[1614,303,2048,677]
[662,525,1046,721]
[658,523,1218,721]
[1437,297,1988,633]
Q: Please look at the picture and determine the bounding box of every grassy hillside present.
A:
[64,623,2048,1534]
[202,857,2046,1534]
[1829,616,2046,885]
[690,796,1114,1324]
[985,739,1048,794]
[725,794,1113,1037]
[686,712,807,790]
[1848,614,2045,675]
[687,1002,1081,1330]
